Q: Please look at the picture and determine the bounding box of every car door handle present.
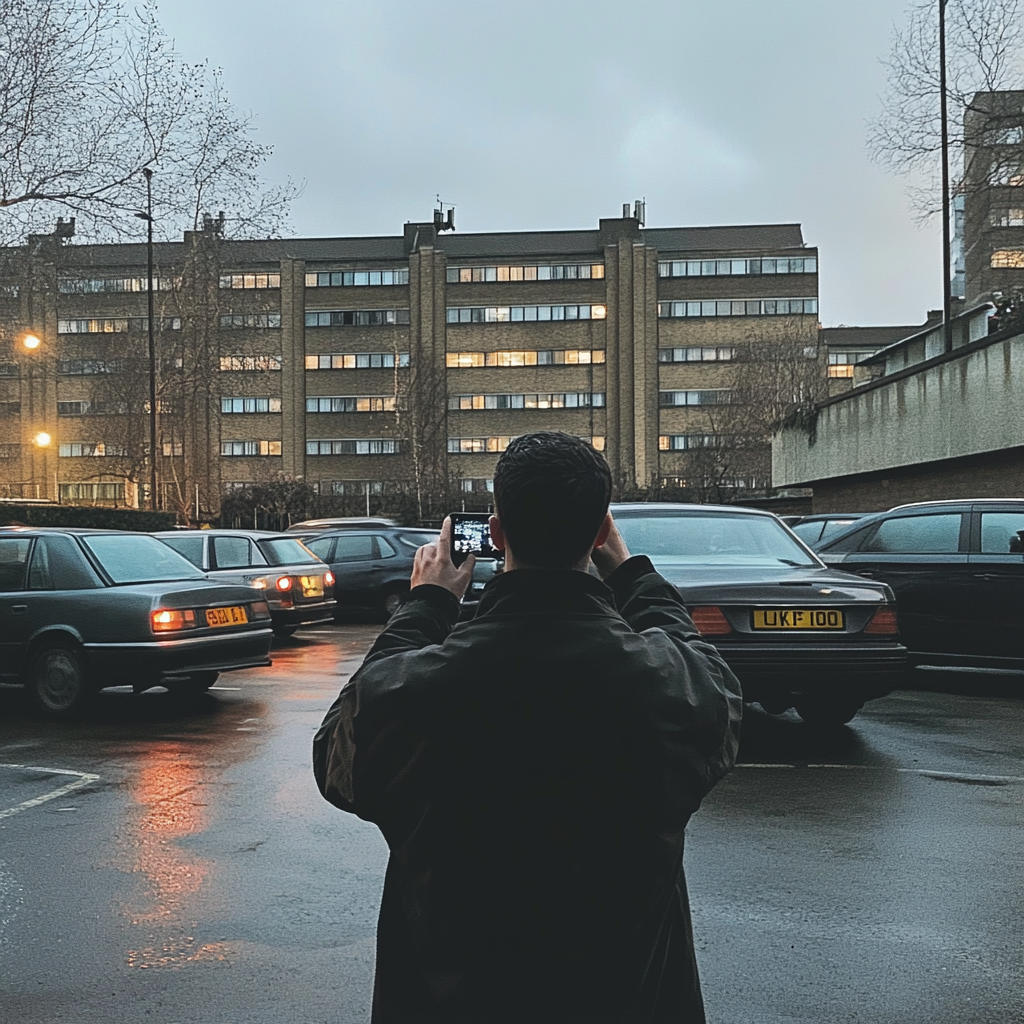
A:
[11,605,27,614]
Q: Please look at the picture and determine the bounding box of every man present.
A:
[314,432,743,1023]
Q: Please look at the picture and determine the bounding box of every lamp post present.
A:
[939,0,953,352]
[33,431,51,502]
[135,168,158,510]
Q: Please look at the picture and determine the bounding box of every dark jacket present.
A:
[313,556,743,1024]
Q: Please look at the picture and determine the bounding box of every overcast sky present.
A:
[158,0,941,328]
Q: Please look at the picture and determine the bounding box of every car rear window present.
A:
[258,537,320,565]
[865,514,962,554]
[82,535,206,583]
[160,535,205,567]
[614,513,819,567]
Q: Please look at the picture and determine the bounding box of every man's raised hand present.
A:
[410,516,475,599]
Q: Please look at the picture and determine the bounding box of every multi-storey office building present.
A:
[0,210,819,514]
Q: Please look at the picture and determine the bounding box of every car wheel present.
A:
[29,642,89,718]
[185,671,219,690]
[273,625,299,638]
[794,695,864,726]
[381,588,406,620]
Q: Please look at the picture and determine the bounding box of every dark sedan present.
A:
[0,528,273,717]
[814,499,1024,675]
[610,504,907,724]
[154,530,336,637]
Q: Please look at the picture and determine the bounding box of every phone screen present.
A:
[450,513,498,566]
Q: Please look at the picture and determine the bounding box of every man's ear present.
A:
[489,515,506,553]
[592,511,613,549]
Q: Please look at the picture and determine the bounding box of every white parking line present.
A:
[0,764,101,821]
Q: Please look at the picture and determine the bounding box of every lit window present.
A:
[990,250,1024,268]
[447,263,603,284]
[446,304,608,324]
[219,440,282,456]
[219,273,281,289]
[220,397,282,413]
[219,355,282,371]
[304,309,410,327]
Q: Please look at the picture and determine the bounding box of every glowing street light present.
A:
[34,431,51,447]
[23,334,41,350]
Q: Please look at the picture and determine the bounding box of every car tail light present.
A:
[276,576,292,591]
[324,570,335,586]
[152,608,197,632]
[690,606,732,636]
[865,606,899,635]
[250,600,271,621]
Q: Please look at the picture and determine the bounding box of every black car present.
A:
[154,529,335,637]
[787,513,870,546]
[610,504,906,724]
[815,499,1024,674]
[303,527,440,618]
[0,528,273,717]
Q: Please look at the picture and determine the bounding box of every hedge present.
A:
[0,504,177,531]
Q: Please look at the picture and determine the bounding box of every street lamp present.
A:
[22,334,41,350]
[33,432,51,448]
[135,167,158,510]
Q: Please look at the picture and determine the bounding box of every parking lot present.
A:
[1,623,1022,1024]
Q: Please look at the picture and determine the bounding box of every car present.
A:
[286,516,397,533]
[609,503,907,725]
[814,499,1024,675]
[303,526,440,618]
[0,528,273,717]
[786,513,871,547]
[153,529,336,637]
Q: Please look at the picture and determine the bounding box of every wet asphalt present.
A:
[0,624,1021,1024]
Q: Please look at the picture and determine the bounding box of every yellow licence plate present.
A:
[206,605,248,628]
[300,575,324,598]
[753,609,844,630]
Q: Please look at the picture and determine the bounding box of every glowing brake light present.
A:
[690,606,732,636]
[276,576,292,591]
[323,570,335,586]
[865,606,899,635]
[151,608,197,632]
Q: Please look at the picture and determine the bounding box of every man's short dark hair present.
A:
[492,432,613,568]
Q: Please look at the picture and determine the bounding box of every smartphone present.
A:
[449,513,498,566]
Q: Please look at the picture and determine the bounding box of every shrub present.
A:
[0,504,177,531]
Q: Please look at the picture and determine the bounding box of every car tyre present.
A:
[381,587,406,620]
[273,625,299,638]
[794,695,864,727]
[28,641,90,718]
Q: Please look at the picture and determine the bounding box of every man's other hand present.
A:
[411,516,475,599]
[591,515,631,580]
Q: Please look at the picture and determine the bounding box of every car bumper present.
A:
[270,600,337,627]
[82,628,273,682]
[712,640,907,701]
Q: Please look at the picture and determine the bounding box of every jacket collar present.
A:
[472,567,618,619]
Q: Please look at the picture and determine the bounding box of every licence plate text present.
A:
[753,608,844,630]
[206,605,248,628]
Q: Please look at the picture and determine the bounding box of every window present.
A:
[0,537,31,592]
[446,349,606,367]
[219,440,282,456]
[657,298,817,318]
[58,442,126,457]
[219,355,282,371]
[659,390,731,406]
[989,208,1024,227]
[446,304,607,324]
[334,535,376,562]
[0,284,20,297]
[213,536,252,568]
[990,250,1024,268]
[219,273,281,289]
[376,536,397,559]
[58,276,178,294]
[0,363,19,377]
[161,441,183,456]
[305,439,398,455]
[447,436,516,453]
[988,159,1024,186]
[0,402,21,416]
[219,313,281,329]
[305,269,409,288]
[221,397,282,413]
[57,401,125,416]
[306,396,397,413]
[305,537,335,560]
[980,512,1024,553]
[58,318,128,334]
[305,309,409,327]
[57,359,123,375]
[461,478,494,493]
[658,434,721,450]
[447,263,604,284]
[658,256,817,277]
[327,480,385,495]
[448,392,605,410]
[658,347,737,363]
[58,482,124,501]
[0,442,22,458]
[865,514,962,554]
[304,352,409,370]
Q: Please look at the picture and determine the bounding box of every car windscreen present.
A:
[257,537,321,566]
[82,534,207,583]
[614,513,821,567]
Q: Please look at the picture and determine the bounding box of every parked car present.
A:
[303,527,439,618]
[609,503,906,725]
[154,529,335,637]
[287,516,397,533]
[814,499,1024,674]
[787,513,871,547]
[0,528,273,717]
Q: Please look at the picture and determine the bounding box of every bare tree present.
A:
[0,0,299,244]
[868,0,1024,218]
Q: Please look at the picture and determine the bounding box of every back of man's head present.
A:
[492,432,613,569]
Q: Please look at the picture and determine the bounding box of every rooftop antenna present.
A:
[434,195,455,232]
